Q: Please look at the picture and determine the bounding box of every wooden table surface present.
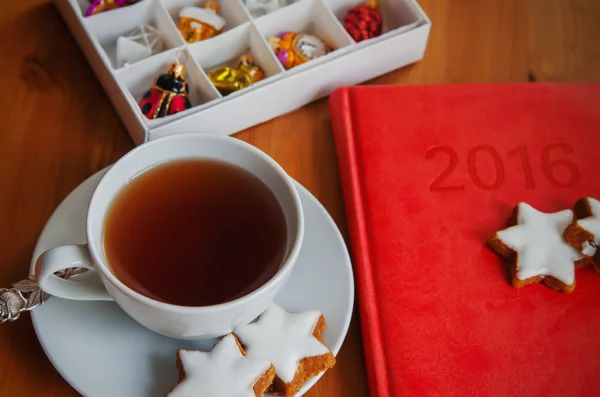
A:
[0,0,599,396]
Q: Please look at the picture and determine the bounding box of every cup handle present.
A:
[35,244,113,301]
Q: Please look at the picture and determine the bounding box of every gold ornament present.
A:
[208,54,265,96]
[178,1,226,43]
[84,0,140,17]
[269,32,330,70]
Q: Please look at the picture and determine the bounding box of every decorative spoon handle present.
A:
[0,268,87,323]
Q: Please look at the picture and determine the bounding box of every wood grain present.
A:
[0,0,598,395]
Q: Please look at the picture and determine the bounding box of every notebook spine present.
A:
[329,88,391,397]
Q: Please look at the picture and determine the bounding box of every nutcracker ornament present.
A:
[268,32,330,70]
[208,54,265,96]
[138,54,192,120]
[178,1,226,43]
[343,0,383,42]
[85,0,141,17]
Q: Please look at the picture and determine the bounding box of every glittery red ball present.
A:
[343,4,383,42]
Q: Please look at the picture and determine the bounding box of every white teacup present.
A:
[34,134,304,340]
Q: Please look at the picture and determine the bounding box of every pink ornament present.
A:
[277,50,290,66]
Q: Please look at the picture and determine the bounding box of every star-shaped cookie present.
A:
[235,305,336,397]
[487,202,585,293]
[168,333,275,397]
[564,197,600,271]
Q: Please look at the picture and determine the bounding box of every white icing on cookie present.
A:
[576,197,600,252]
[168,334,271,397]
[496,202,582,285]
[235,304,330,384]
[582,240,597,257]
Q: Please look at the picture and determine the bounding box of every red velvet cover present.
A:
[329,83,600,397]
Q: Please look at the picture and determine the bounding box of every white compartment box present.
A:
[55,0,431,145]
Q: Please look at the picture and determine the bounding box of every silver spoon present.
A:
[0,268,86,323]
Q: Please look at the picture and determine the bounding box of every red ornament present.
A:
[139,60,191,119]
[343,1,383,43]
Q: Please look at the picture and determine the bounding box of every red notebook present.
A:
[329,83,600,397]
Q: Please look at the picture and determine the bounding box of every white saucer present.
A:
[28,168,354,397]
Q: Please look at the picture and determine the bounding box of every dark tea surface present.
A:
[103,159,287,306]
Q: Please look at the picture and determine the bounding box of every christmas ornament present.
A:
[138,53,191,120]
[116,25,162,67]
[208,54,265,96]
[178,1,226,43]
[84,0,140,17]
[244,0,289,18]
[343,0,383,42]
[268,32,330,70]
